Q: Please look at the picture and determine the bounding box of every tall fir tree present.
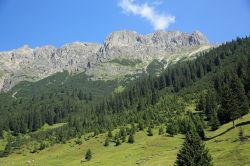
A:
[108,130,113,138]
[158,127,164,135]
[128,134,134,144]
[205,90,217,121]
[147,127,153,136]
[219,84,232,124]
[85,149,92,161]
[220,75,249,127]
[209,109,220,131]
[166,121,178,137]
[175,132,212,166]
[229,75,249,118]
[104,137,109,146]
[196,94,206,112]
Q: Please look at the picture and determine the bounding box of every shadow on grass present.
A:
[205,120,250,141]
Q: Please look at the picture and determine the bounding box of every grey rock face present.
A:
[0,43,101,91]
[98,30,209,61]
[0,30,209,92]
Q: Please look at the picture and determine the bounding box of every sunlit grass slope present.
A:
[0,114,250,166]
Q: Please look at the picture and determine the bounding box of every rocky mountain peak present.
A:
[103,30,209,48]
[0,30,211,92]
[104,30,139,48]
[190,30,209,45]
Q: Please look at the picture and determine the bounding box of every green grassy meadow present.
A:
[0,114,250,166]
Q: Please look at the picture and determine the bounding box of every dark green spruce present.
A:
[175,132,212,166]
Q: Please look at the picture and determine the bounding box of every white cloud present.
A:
[118,0,175,30]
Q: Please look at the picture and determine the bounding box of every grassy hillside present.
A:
[1,114,249,166]
[206,114,250,165]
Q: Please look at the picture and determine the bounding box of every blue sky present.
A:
[0,0,249,51]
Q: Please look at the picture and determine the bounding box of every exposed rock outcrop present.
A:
[0,30,210,92]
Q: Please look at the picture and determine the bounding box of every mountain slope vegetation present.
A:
[0,36,250,165]
[1,114,250,165]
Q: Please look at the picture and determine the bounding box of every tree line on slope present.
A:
[196,61,249,129]
[0,36,250,157]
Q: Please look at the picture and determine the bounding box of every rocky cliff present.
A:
[0,30,210,92]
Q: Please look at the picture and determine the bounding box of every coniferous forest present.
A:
[0,36,250,165]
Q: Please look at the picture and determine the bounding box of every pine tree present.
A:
[121,135,126,142]
[191,114,205,140]
[88,93,92,101]
[84,93,88,101]
[115,139,121,146]
[238,127,245,142]
[219,84,232,124]
[77,90,84,100]
[119,128,127,139]
[151,89,158,105]
[158,127,164,135]
[104,137,109,146]
[178,116,196,135]
[75,138,82,145]
[147,127,153,136]
[39,141,46,150]
[3,141,12,156]
[209,109,220,131]
[108,130,113,138]
[0,128,3,139]
[220,75,249,127]
[197,64,204,78]
[130,124,136,135]
[230,75,249,118]
[166,121,178,137]
[85,149,92,161]
[175,132,212,166]
[196,94,206,112]
[196,123,205,140]
[205,90,217,120]
[214,56,221,66]
[159,75,166,90]
[128,134,134,144]
[138,122,144,131]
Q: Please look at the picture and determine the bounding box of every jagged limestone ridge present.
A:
[0,30,210,92]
